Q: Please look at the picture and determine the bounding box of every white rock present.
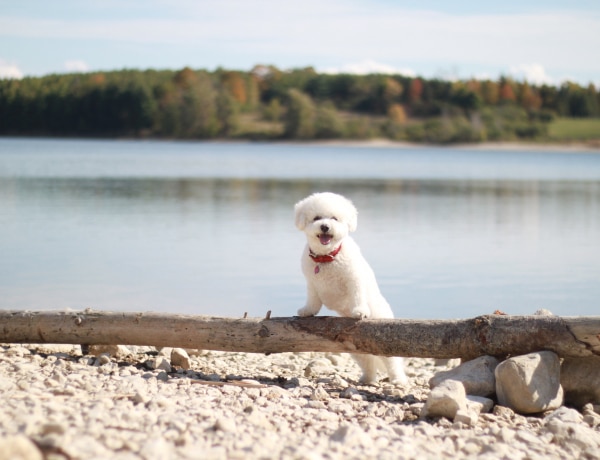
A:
[422,380,467,419]
[329,424,372,447]
[0,435,43,460]
[544,406,584,424]
[132,391,149,405]
[454,409,479,426]
[495,351,563,414]
[286,377,311,388]
[340,387,362,400]
[214,417,237,433]
[146,356,172,372]
[171,348,191,370]
[311,386,329,401]
[88,344,130,358]
[545,420,600,450]
[96,353,111,365]
[304,358,333,377]
[466,395,494,414]
[429,355,499,397]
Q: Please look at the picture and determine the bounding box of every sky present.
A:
[1,0,599,86]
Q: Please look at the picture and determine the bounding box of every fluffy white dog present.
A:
[294,192,408,385]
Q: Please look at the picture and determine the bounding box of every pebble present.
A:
[0,345,598,459]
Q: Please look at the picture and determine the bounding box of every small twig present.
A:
[188,379,268,389]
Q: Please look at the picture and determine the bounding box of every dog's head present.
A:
[294,192,358,253]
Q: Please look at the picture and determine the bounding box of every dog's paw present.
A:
[350,306,370,319]
[297,306,316,317]
[389,373,409,386]
[358,373,378,386]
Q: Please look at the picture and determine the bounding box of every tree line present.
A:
[0,65,598,143]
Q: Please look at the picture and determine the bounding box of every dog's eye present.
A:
[313,216,322,222]
[331,216,338,221]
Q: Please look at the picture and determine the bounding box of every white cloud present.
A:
[0,59,23,79]
[65,60,90,73]
[508,63,555,85]
[320,60,416,77]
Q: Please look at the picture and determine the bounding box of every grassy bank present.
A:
[548,118,600,141]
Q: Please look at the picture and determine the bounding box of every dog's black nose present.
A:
[320,224,330,233]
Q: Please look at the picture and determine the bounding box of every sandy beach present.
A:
[281,138,600,153]
[1,344,599,459]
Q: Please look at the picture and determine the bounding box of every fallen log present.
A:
[0,310,599,360]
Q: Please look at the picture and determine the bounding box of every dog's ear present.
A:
[346,207,358,232]
[294,200,308,231]
[341,197,358,232]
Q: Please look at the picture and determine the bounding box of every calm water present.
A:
[1,137,599,319]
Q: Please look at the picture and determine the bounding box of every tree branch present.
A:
[1,310,598,360]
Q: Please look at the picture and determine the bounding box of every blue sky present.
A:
[1,0,599,86]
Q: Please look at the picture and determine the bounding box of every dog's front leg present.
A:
[297,283,322,317]
[348,285,370,319]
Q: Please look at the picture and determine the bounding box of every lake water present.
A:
[1,137,599,319]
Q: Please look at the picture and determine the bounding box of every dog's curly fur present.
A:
[294,192,408,385]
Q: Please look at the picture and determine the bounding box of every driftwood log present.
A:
[0,310,599,360]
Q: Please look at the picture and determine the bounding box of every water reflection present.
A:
[1,175,599,318]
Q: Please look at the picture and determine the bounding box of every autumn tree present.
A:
[499,79,516,103]
[221,71,247,105]
[408,78,424,104]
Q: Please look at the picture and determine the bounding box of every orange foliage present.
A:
[519,83,542,111]
[90,73,106,86]
[500,82,516,102]
[173,67,197,88]
[222,72,247,105]
[409,78,423,103]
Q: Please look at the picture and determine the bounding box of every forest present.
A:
[0,65,599,144]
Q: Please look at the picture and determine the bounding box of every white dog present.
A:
[294,192,408,385]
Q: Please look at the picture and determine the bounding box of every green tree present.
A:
[284,89,316,139]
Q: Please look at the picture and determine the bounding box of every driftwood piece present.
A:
[0,310,599,360]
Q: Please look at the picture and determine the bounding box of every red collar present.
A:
[309,244,342,263]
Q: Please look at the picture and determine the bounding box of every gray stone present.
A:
[495,351,563,414]
[422,380,467,419]
[561,356,600,407]
[430,355,499,397]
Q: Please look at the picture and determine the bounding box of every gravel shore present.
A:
[1,344,599,459]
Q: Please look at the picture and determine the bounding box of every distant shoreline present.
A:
[2,135,600,153]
